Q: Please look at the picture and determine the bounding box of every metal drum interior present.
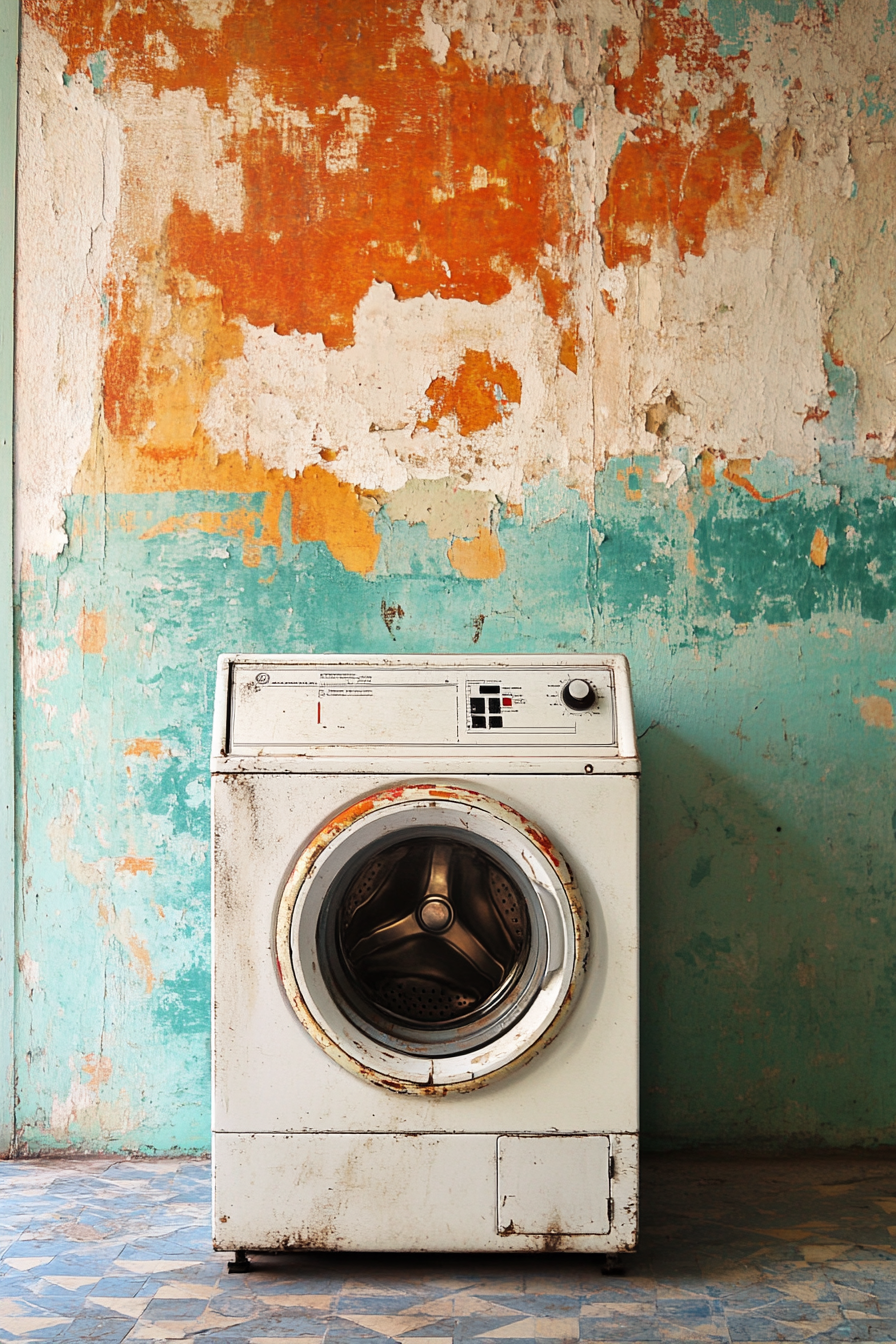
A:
[316,827,549,1057]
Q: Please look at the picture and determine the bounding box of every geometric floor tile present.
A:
[0,1154,894,1342]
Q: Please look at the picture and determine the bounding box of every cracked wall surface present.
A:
[12,0,896,1152]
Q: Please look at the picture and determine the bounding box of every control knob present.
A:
[562,678,596,711]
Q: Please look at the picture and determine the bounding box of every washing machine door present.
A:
[275,784,588,1092]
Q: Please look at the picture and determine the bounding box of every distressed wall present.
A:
[12,0,896,1152]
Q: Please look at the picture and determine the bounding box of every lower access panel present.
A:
[214,1133,637,1253]
[497,1135,611,1235]
[214,1133,495,1252]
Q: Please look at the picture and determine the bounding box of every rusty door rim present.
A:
[274,783,588,1094]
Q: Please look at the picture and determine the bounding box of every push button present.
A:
[489,715,503,728]
[470,697,485,714]
[471,715,487,729]
[488,697,501,713]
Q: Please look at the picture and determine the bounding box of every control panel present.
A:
[228,664,617,751]
[463,669,614,742]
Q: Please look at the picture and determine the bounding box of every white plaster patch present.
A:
[17,952,39,993]
[176,0,236,31]
[115,81,244,248]
[14,18,122,570]
[201,279,595,501]
[49,1061,139,1145]
[594,228,828,467]
[71,705,90,739]
[325,95,376,174]
[742,0,896,449]
[18,631,69,702]
[47,790,108,892]
[420,0,604,104]
[145,30,179,71]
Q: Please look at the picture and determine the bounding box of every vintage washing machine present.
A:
[211,654,639,1257]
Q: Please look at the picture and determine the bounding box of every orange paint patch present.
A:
[537,265,572,323]
[700,450,717,491]
[617,465,643,501]
[599,3,765,269]
[141,464,380,575]
[30,1,571,349]
[36,0,579,577]
[124,738,165,759]
[81,1054,113,1090]
[809,527,830,568]
[74,608,106,655]
[421,350,522,438]
[447,527,506,580]
[115,855,156,876]
[167,31,566,350]
[289,464,381,575]
[559,328,579,375]
[854,696,895,730]
[98,263,244,481]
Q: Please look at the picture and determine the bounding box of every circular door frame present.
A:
[274,782,589,1094]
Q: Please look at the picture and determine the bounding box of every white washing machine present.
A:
[211,654,639,1257]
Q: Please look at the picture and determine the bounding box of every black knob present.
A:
[562,678,596,711]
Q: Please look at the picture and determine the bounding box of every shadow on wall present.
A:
[639,725,896,1153]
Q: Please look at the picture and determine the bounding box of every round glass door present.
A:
[275,785,588,1093]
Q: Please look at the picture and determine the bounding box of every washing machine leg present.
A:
[228,1249,254,1274]
[601,1253,626,1276]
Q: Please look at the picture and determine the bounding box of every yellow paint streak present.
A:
[809,527,830,567]
[447,527,506,580]
[75,608,107,655]
[140,505,277,568]
[878,679,896,691]
[124,738,166,759]
[854,696,895,729]
[138,465,380,574]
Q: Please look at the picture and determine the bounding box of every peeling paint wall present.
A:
[12,0,896,1152]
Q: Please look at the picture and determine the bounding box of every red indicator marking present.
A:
[502,697,512,706]
[317,701,321,724]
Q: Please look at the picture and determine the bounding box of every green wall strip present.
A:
[0,0,18,1154]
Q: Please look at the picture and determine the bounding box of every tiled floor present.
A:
[0,1153,895,1341]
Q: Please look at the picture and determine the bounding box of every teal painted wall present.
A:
[15,444,896,1151]
[0,0,16,1153]
[11,0,896,1152]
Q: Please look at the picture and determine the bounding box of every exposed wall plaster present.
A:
[12,0,896,1154]
[15,20,121,564]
